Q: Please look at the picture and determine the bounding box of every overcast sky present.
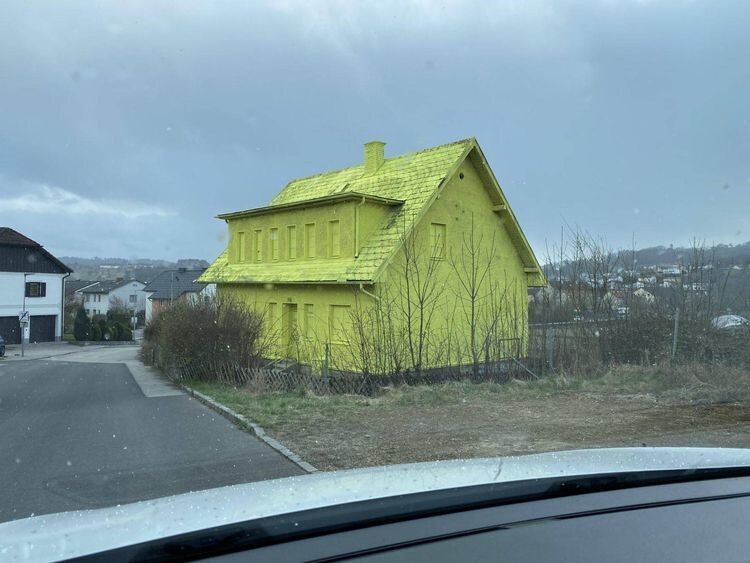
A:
[1,0,748,261]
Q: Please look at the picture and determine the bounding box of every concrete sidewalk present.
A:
[47,345,182,398]
[0,342,112,362]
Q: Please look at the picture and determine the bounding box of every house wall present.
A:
[0,271,65,342]
[219,282,369,365]
[145,292,154,323]
[80,282,147,317]
[146,289,212,323]
[219,158,531,371]
[226,199,393,265]
[109,282,147,312]
[378,156,530,366]
[80,292,107,316]
[150,298,171,320]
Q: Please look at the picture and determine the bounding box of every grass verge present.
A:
[187,363,750,471]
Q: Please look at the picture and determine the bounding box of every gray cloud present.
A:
[1,0,748,260]
[2,181,174,218]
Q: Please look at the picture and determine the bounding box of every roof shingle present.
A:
[200,139,473,284]
[144,269,207,300]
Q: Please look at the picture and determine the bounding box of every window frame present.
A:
[304,303,314,339]
[25,281,47,298]
[328,219,341,258]
[254,229,263,262]
[430,222,447,260]
[304,223,316,258]
[237,231,246,262]
[270,227,279,261]
[328,304,351,344]
[286,225,297,260]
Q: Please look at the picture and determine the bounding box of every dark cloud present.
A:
[1,0,748,259]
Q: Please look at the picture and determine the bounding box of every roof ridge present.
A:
[0,227,42,247]
[279,137,475,186]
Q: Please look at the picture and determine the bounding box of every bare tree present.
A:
[448,214,502,377]
[392,215,445,373]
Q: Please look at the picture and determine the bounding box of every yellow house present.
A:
[200,138,545,373]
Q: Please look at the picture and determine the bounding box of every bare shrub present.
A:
[143,296,266,381]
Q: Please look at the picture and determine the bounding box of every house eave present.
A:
[216,192,404,221]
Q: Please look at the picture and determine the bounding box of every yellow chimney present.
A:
[363,141,385,175]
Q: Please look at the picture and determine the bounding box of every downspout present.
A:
[359,283,379,302]
[61,272,71,341]
[354,196,366,258]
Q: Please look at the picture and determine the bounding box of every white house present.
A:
[142,268,214,323]
[76,279,147,317]
[0,227,73,343]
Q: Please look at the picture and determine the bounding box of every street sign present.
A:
[19,310,29,322]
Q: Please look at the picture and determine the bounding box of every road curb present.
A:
[180,384,318,474]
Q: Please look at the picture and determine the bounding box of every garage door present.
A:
[30,315,56,343]
[0,316,21,344]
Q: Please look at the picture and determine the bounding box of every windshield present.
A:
[1,0,749,534]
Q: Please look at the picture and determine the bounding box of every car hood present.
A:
[3,447,750,561]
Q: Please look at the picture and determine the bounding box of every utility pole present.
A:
[131,289,138,334]
[21,273,28,357]
[671,307,680,361]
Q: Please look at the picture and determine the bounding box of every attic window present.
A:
[328,220,341,257]
[254,229,263,262]
[431,223,447,259]
[237,231,246,262]
[287,225,297,259]
[304,223,316,258]
[270,228,279,261]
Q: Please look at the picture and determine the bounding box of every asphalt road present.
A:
[0,355,303,523]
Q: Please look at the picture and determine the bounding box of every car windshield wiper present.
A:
[77,465,750,562]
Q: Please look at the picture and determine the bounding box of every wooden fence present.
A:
[146,343,539,397]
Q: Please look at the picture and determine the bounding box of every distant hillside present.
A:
[61,257,209,282]
[544,241,750,270]
[619,241,750,269]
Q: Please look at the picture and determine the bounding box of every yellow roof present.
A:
[200,138,544,285]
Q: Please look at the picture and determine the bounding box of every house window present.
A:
[254,229,263,262]
[286,225,297,259]
[85,294,90,302]
[129,294,137,303]
[304,223,316,258]
[237,231,246,262]
[266,302,278,326]
[270,228,279,261]
[431,222,447,259]
[25,282,46,298]
[304,303,314,338]
[328,220,341,257]
[328,304,350,344]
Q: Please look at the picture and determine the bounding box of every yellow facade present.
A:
[201,138,545,372]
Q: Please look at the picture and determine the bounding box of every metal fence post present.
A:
[671,307,680,361]
[546,327,556,373]
[322,343,331,394]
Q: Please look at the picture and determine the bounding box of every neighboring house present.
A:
[200,138,546,368]
[142,268,213,323]
[633,288,655,303]
[76,279,147,317]
[0,227,73,343]
[65,280,98,304]
[711,314,749,331]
